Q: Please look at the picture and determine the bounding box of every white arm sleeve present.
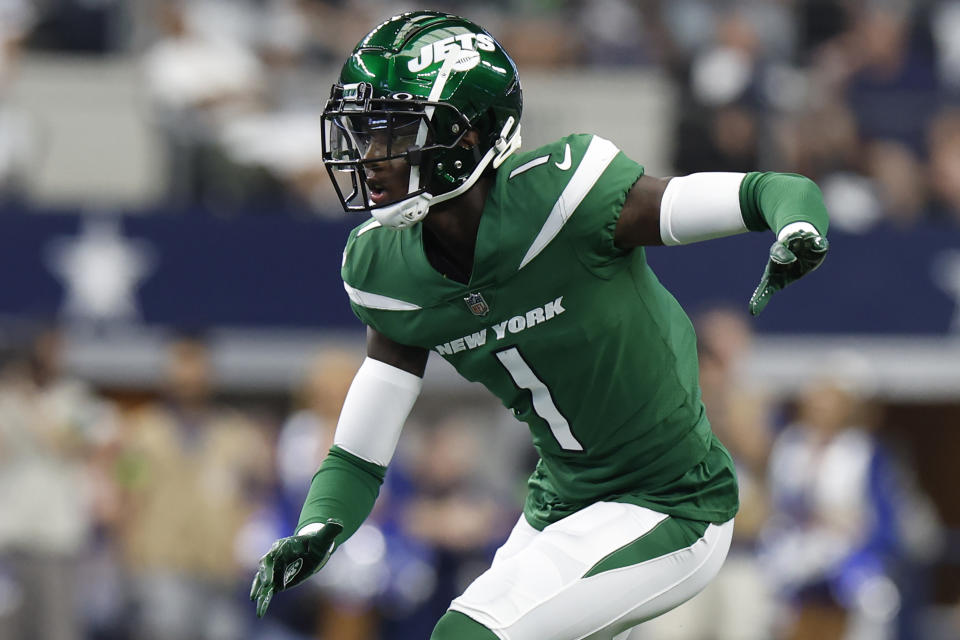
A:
[332,356,423,467]
[659,172,749,246]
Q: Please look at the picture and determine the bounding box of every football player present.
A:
[251,11,829,640]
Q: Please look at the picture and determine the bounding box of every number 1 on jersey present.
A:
[495,347,584,451]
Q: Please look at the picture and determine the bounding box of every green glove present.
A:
[749,228,829,316]
[249,519,343,618]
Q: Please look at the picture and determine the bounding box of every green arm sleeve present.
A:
[739,172,829,236]
[297,445,386,546]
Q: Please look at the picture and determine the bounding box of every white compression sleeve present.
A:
[332,356,423,467]
[659,172,748,246]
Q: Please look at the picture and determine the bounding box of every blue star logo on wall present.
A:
[45,217,157,322]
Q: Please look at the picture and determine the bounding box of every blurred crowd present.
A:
[0,326,524,640]
[0,0,960,227]
[0,312,952,640]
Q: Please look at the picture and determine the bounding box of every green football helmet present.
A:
[321,11,523,228]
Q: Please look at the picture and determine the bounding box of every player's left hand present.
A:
[749,225,828,316]
[249,519,343,618]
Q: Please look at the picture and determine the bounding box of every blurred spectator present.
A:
[398,416,510,554]
[27,0,127,53]
[927,107,960,225]
[639,307,775,640]
[116,334,273,640]
[671,6,776,174]
[760,355,942,640]
[0,0,32,94]
[663,0,796,63]
[780,101,884,233]
[796,0,851,58]
[142,0,345,214]
[841,6,939,154]
[362,411,517,640]
[0,0,37,203]
[218,0,340,215]
[141,0,274,211]
[778,99,861,178]
[0,325,119,640]
[931,0,960,93]
[864,139,927,228]
[377,412,517,640]
[575,0,648,66]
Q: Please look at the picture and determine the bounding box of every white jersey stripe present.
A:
[508,154,550,179]
[519,136,620,269]
[495,347,584,451]
[343,282,421,311]
[357,219,382,236]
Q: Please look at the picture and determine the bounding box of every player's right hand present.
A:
[249,519,343,618]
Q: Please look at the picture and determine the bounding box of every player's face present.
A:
[362,128,414,206]
[330,112,420,207]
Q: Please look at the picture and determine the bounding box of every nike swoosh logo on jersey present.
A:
[555,143,572,170]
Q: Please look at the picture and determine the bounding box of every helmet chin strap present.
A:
[370,193,431,229]
[491,116,522,169]
[372,117,521,229]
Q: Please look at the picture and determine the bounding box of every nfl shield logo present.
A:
[464,292,490,316]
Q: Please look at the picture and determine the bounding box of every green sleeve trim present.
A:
[297,445,387,546]
[738,172,829,236]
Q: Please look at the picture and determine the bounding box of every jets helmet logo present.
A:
[408,33,496,72]
[464,292,490,316]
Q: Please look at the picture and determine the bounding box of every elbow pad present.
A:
[659,173,748,246]
[332,356,423,466]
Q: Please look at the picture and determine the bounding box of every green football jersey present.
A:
[341,133,739,529]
